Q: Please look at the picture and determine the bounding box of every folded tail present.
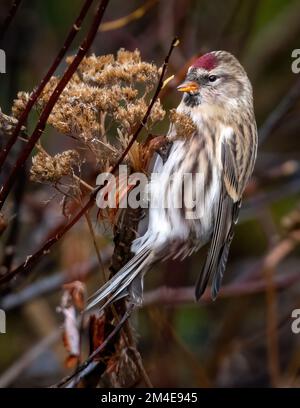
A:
[85,247,152,313]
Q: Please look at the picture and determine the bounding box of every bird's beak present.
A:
[177,80,199,93]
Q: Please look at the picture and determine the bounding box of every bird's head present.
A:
[177,51,253,111]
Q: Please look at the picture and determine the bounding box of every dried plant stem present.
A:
[74,175,93,191]
[83,205,150,387]
[142,271,300,306]
[0,0,110,210]
[0,250,112,311]
[99,204,152,387]
[53,304,134,388]
[99,0,158,32]
[123,319,153,387]
[1,161,26,272]
[0,188,98,286]
[0,36,177,287]
[0,0,94,171]
[0,0,23,43]
[83,210,107,283]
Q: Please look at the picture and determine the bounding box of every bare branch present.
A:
[143,270,300,307]
[0,0,94,170]
[53,304,134,388]
[0,0,23,43]
[0,247,112,311]
[0,0,110,209]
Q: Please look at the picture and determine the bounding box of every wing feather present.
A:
[195,134,242,301]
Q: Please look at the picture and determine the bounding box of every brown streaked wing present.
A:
[195,139,244,301]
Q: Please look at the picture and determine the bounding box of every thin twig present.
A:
[0,0,110,209]
[1,158,26,272]
[53,304,134,388]
[65,361,99,388]
[123,319,153,387]
[259,78,300,145]
[0,0,23,43]
[99,0,158,32]
[0,0,94,171]
[0,248,112,311]
[143,271,300,306]
[83,211,107,283]
[235,0,260,57]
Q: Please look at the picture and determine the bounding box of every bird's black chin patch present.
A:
[183,92,201,107]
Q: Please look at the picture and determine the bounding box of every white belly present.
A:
[131,140,221,257]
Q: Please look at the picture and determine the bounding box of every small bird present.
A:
[87,51,257,311]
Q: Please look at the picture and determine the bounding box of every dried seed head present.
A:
[30,149,80,183]
[12,92,30,119]
[29,49,165,170]
[0,108,25,136]
[168,109,197,140]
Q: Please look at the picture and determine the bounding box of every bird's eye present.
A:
[208,75,217,82]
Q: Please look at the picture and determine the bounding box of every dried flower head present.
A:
[0,108,23,136]
[20,49,165,170]
[12,49,166,198]
[12,92,30,119]
[30,149,79,183]
[72,48,159,89]
[168,109,197,140]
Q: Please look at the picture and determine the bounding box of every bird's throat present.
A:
[183,92,202,108]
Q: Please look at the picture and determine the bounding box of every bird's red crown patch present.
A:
[192,53,217,70]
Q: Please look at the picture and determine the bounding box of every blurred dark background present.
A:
[0,0,300,388]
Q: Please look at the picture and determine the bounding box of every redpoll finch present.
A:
[87,51,257,311]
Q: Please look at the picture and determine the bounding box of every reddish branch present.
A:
[1,247,113,311]
[0,0,23,43]
[143,270,300,306]
[0,0,94,170]
[0,0,110,210]
[0,37,178,286]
